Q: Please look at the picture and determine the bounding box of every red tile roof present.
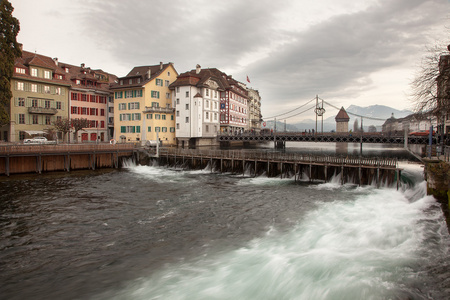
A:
[335,107,350,121]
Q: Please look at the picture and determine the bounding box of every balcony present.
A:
[143,106,175,114]
[28,107,58,115]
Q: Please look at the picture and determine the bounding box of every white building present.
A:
[170,65,221,148]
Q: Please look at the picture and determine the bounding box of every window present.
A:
[16,67,25,74]
[206,125,209,132]
[206,100,209,108]
[100,109,105,116]
[18,114,25,124]
[176,123,180,129]
[166,92,170,99]
[118,103,126,110]
[205,112,209,119]
[176,111,179,116]
[176,87,180,93]
[156,78,163,86]
[76,80,81,85]
[176,98,180,105]
[185,104,189,110]
[155,114,161,120]
[71,93,78,100]
[165,80,170,87]
[186,91,189,97]
[32,99,38,107]
[18,98,25,106]
[171,115,174,120]
[31,68,37,77]
[56,102,62,109]
[16,82,24,90]
[155,127,160,132]
[214,113,217,120]
[162,115,166,120]
[31,84,37,93]
[146,114,153,119]
[90,108,96,115]
[101,121,105,128]
[71,106,78,114]
[45,116,51,125]
[132,113,141,120]
[82,94,87,101]
[185,117,189,123]
[147,126,151,132]
[170,127,175,133]
[45,100,51,108]
[82,107,88,115]
[44,71,51,79]
[151,102,159,108]
[162,127,167,132]
[129,79,132,84]
[151,91,160,98]
[55,87,61,95]
[115,91,123,99]
[32,115,39,124]
[65,67,69,73]
[206,89,209,97]
[44,86,50,94]
[129,102,139,109]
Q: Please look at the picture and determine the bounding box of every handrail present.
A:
[161,148,398,168]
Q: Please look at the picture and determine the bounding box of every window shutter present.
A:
[157,91,160,98]
[136,126,140,133]
[128,103,130,110]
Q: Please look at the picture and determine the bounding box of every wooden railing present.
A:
[160,148,398,168]
[0,143,136,155]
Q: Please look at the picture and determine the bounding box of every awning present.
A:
[24,130,46,135]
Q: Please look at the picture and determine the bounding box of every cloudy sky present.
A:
[10,0,450,122]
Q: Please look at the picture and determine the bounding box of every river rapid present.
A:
[0,157,449,299]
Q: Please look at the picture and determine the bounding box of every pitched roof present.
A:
[169,67,248,98]
[14,50,117,91]
[335,107,350,121]
[110,63,176,89]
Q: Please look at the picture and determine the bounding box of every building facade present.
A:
[4,50,71,142]
[246,87,262,133]
[65,63,116,142]
[111,63,178,145]
[169,65,223,147]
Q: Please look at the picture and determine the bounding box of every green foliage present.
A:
[71,118,90,142]
[0,0,21,126]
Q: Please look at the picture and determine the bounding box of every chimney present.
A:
[196,64,201,74]
[53,57,58,66]
[147,67,151,79]
[81,63,85,68]
[160,62,163,70]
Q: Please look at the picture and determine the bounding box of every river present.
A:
[0,144,449,299]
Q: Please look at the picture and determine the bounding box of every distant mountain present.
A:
[263,105,413,132]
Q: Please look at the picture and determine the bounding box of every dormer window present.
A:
[31,68,37,77]
[137,78,141,83]
[129,79,132,84]
[65,67,69,73]
[120,80,123,85]
[76,80,81,85]
[44,70,51,79]
[15,67,25,74]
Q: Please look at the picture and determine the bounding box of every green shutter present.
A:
[121,126,126,133]
[136,126,140,133]
[148,126,151,132]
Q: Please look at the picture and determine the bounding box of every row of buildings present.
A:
[1,46,262,146]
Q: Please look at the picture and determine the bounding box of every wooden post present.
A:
[254,160,257,178]
[280,162,283,179]
[6,155,10,176]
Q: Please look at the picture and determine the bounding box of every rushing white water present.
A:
[94,162,449,300]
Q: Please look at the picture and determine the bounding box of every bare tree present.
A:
[53,118,71,142]
[410,43,450,113]
[71,118,90,142]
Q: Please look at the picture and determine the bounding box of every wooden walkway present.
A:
[156,148,402,188]
[0,144,136,175]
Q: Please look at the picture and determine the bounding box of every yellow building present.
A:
[111,63,178,145]
[3,51,71,142]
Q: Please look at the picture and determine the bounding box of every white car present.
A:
[24,137,49,144]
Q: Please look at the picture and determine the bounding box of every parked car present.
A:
[24,136,49,144]
[409,130,435,136]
